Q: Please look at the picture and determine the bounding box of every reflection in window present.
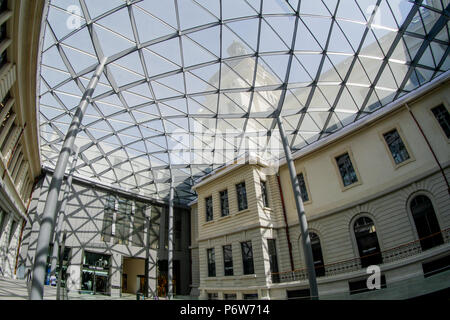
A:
[431,104,450,138]
[205,196,213,221]
[220,190,229,217]
[241,241,254,275]
[336,153,358,187]
[261,180,269,207]
[310,232,325,277]
[410,195,443,251]
[297,173,309,202]
[207,248,216,277]
[223,245,233,276]
[383,129,410,164]
[236,182,248,211]
[353,217,383,268]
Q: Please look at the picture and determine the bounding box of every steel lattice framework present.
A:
[38,0,450,204]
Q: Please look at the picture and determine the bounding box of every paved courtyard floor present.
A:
[0,277,192,300]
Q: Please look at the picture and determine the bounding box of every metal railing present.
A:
[271,228,450,284]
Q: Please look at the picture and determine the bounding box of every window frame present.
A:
[219,189,229,217]
[296,170,312,204]
[236,182,248,212]
[331,149,362,191]
[205,196,213,222]
[241,240,254,275]
[429,102,450,142]
[260,180,269,208]
[223,244,234,276]
[379,125,414,169]
[207,247,216,277]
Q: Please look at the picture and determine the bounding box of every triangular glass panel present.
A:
[221,61,253,89]
[296,54,323,80]
[182,35,218,67]
[223,0,257,19]
[347,85,370,108]
[418,45,436,69]
[222,25,254,58]
[218,94,247,115]
[294,21,323,52]
[61,44,98,74]
[288,57,313,84]
[134,0,177,29]
[335,86,359,113]
[282,90,304,112]
[300,0,332,16]
[189,63,220,89]
[186,26,221,58]
[328,24,355,54]
[151,81,182,99]
[177,0,218,31]
[336,0,366,22]
[264,16,296,48]
[347,58,371,86]
[328,53,353,80]
[358,57,383,84]
[377,66,398,90]
[226,18,260,52]
[41,46,68,71]
[142,48,180,77]
[107,63,145,88]
[132,6,175,44]
[259,19,290,53]
[359,30,384,58]
[92,23,134,58]
[301,16,332,50]
[185,72,217,94]
[318,56,342,82]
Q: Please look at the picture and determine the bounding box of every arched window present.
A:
[353,217,383,268]
[309,232,325,277]
[410,195,443,251]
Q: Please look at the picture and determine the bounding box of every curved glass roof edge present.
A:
[37,0,450,205]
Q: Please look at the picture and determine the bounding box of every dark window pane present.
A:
[354,217,383,268]
[224,293,237,300]
[268,239,279,283]
[431,104,450,138]
[410,195,443,251]
[0,23,6,42]
[132,202,146,247]
[236,182,247,211]
[220,190,229,217]
[0,50,7,69]
[223,245,233,276]
[243,293,258,300]
[261,180,269,207]
[205,196,213,221]
[336,153,358,187]
[241,241,254,275]
[207,248,216,277]
[297,173,309,202]
[309,233,325,277]
[383,129,410,164]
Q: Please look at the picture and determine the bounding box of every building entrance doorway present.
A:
[122,257,146,294]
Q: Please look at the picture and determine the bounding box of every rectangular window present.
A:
[0,23,6,42]
[207,248,216,277]
[268,239,280,283]
[101,195,115,242]
[236,182,248,211]
[205,196,213,221]
[241,241,254,275]
[260,180,269,207]
[115,198,132,245]
[335,153,358,187]
[219,190,229,217]
[7,219,18,246]
[431,104,450,138]
[0,0,7,13]
[297,173,309,202]
[383,129,410,165]
[207,293,219,300]
[224,293,237,300]
[243,293,258,300]
[132,202,146,247]
[0,50,6,70]
[223,245,233,276]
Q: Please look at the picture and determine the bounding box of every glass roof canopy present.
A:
[38,0,450,205]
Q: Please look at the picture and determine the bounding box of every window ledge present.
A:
[340,180,362,192]
[392,157,415,170]
[234,208,250,216]
[202,220,215,227]
[218,214,232,221]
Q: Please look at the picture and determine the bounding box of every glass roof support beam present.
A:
[167,179,174,299]
[30,57,107,300]
[49,147,79,289]
[276,115,318,300]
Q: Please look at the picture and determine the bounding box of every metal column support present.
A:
[276,116,319,300]
[30,57,107,300]
[49,147,79,279]
[167,180,174,299]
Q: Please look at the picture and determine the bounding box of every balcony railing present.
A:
[271,228,450,284]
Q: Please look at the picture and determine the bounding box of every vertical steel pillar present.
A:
[167,180,174,299]
[30,57,107,300]
[50,148,79,278]
[276,116,319,300]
